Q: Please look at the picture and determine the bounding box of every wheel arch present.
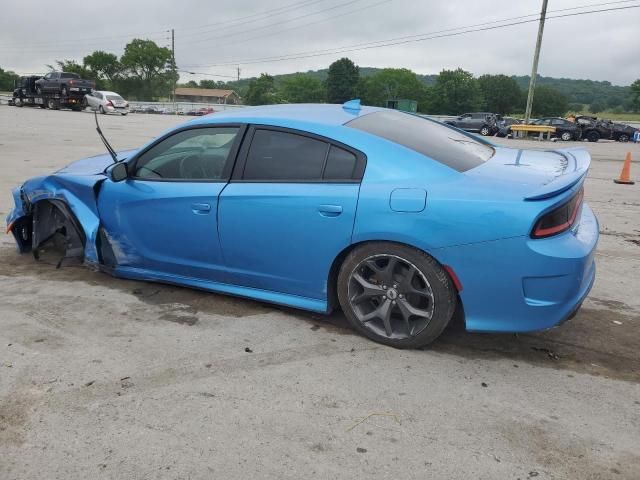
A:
[326,239,461,313]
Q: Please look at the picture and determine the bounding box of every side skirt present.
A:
[112,266,329,314]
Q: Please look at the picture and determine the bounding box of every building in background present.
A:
[175,87,241,105]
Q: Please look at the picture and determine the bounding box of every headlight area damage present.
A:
[8,188,89,268]
[6,158,114,269]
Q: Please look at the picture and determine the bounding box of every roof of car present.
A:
[96,91,121,96]
[192,103,385,127]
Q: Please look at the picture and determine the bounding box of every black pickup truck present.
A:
[35,72,94,96]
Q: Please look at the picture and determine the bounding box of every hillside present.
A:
[218,68,631,111]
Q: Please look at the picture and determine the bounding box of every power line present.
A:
[185,3,640,68]
[182,0,393,52]
[179,0,366,46]
[178,0,330,38]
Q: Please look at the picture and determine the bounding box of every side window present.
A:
[324,146,358,180]
[44,73,52,80]
[551,119,565,126]
[243,130,328,181]
[133,127,239,181]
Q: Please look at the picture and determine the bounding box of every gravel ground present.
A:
[0,106,639,480]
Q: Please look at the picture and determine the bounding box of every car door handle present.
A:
[318,204,342,217]
[191,203,211,214]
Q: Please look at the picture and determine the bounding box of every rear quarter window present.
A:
[347,110,494,172]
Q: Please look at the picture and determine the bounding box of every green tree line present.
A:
[227,58,639,116]
[3,47,640,115]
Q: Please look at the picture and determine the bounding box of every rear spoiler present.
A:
[524,148,591,201]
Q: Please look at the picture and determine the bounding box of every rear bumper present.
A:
[435,203,599,333]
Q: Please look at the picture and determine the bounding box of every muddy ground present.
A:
[0,107,639,479]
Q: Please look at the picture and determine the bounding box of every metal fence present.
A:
[127,101,246,115]
[2,96,639,128]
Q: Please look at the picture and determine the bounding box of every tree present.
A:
[280,74,326,103]
[83,51,121,86]
[244,73,280,105]
[631,79,640,112]
[120,39,176,100]
[477,74,521,114]
[199,79,227,89]
[326,57,359,104]
[589,100,606,114]
[430,68,482,114]
[0,67,19,91]
[360,68,429,111]
[531,86,569,117]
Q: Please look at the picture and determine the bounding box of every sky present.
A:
[1,0,639,86]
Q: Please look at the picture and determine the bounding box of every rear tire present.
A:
[618,134,629,142]
[560,131,572,141]
[337,242,457,349]
[46,98,58,110]
[99,105,106,115]
[479,125,491,136]
[586,131,600,142]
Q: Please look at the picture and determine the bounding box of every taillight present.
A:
[69,80,75,85]
[106,100,114,107]
[531,188,584,238]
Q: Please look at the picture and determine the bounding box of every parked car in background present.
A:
[574,115,613,142]
[532,117,581,141]
[84,91,129,115]
[495,117,522,137]
[35,72,94,96]
[610,122,638,142]
[195,107,215,116]
[444,112,498,136]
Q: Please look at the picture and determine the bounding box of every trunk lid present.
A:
[466,146,590,200]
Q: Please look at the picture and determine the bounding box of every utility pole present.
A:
[523,0,548,125]
[171,28,176,114]
[236,65,241,82]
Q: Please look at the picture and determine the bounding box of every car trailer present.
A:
[11,75,86,111]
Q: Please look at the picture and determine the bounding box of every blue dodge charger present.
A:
[6,101,598,348]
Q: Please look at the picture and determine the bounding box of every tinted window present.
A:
[243,130,328,181]
[134,127,239,180]
[324,146,357,180]
[106,95,123,101]
[551,119,566,126]
[347,111,494,172]
[61,73,80,79]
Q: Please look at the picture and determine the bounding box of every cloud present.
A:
[0,0,638,85]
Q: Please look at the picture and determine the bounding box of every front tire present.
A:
[337,242,457,349]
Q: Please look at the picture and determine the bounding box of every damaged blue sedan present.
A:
[6,102,598,348]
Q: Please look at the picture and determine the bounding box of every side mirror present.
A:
[108,162,128,182]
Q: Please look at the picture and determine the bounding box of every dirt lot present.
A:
[0,106,639,480]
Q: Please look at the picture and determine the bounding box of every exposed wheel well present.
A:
[31,199,86,260]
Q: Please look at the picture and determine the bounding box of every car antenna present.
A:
[94,111,119,163]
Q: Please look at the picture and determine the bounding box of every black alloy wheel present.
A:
[338,243,457,348]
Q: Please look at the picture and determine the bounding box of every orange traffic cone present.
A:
[614,152,635,185]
